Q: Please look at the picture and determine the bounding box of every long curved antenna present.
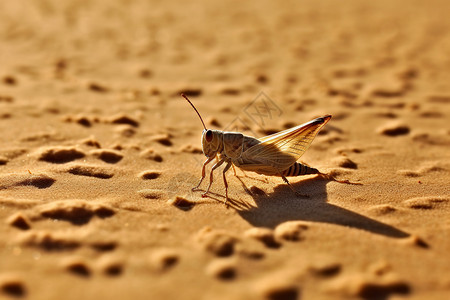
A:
[181,93,207,130]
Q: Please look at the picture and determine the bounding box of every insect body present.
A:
[182,94,349,203]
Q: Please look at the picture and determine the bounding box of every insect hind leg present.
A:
[317,172,362,185]
[280,174,309,198]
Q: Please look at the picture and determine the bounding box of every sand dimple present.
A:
[180,144,203,154]
[194,227,238,257]
[261,286,299,300]
[218,87,241,96]
[18,231,81,251]
[401,235,429,249]
[396,67,419,81]
[81,137,101,148]
[396,170,421,177]
[326,273,410,299]
[98,256,124,276]
[253,275,299,300]
[236,248,265,260]
[308,262,342,277]
[281,121,297,129]
[88,82,109,93]
[0,275,26,297]
[140,149,163,162]
[427,95,450,103]
[259,127,281,136]
[0,155,8,165]
[150,134,173,146]
[356,277,410,299]
[317,134,343,146]
[62,257,92,277]
[377,122,410,136]
[206,116,221,128]
[244,228,280,249]
[403,196,449,210]
[177,88,202,97]
[36,146,85,163]
[137,189,166,199]
[66,164,115,179]
[397,162,447,177]
[331,67,367,78]
[327,85,358,99]
[368,260,392,276]
[274,221,308,242]
[0,95,14,102]
[206,259,237,280]
[167,196,196,211]
[368,204,397,216]
[34,200,115,225]
[90,241,118,252]
[114,124,137,137]
[2,75,17,85]
[63,114,96,127]
[21,132,65,143]
[150,249,179,271]
[375,111,398,119]
[0,148,28,160]
[18,230,117,252]
[332,156,358,169]
[138,68,152,78]
[138,170,162,180]
[0,198,42,209]
[7,213,32,230]
[412,132,450,146]
[107,114,139,127]
[371,85,406,98]
[103,263,123,276]
[335,147,363,155]
[90,149,123,163]
[419,111,444,118]
[0,173,55,189]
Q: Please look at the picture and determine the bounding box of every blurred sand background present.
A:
[0,0,449,299]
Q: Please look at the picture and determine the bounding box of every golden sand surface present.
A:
[0,0,449,299]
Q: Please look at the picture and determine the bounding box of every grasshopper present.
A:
[182,94,353,204]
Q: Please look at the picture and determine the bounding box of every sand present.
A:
[1,0,449,299]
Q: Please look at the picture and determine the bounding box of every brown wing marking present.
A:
[241,115,331,172]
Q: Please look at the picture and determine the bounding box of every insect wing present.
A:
[242,115,331,171]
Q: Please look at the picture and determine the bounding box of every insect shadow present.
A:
[233,176,410,239]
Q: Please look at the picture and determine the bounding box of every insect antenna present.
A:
[181,93,207,130]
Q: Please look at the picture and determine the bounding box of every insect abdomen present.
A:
[282,163,319,177]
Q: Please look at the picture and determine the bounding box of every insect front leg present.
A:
[202,157,226,198]
[192,156,216,191]
[221,161,233,204]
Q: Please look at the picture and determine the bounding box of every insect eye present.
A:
[205,130,213,142]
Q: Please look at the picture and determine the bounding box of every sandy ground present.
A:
[0,0,449,299]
